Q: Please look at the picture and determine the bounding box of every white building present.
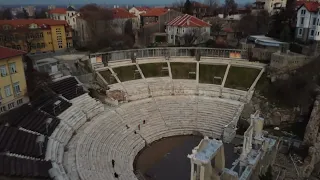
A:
[296,2,320,43]
[48,6,77,29]
[166,14,211,45]
[255,0,287,14]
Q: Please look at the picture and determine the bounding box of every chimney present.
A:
[187,19,190,26]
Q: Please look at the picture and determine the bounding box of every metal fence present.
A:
[90,47,247,62]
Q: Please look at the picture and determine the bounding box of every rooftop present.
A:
[112,8,136,19]
[167,14,211,27]
[0,19,68,28]
[297,1,320,12]
[141,8,168,17]
[247,35,287,47]
[48,8,67,14]
[0,46,26,60]
[135,7,150,11]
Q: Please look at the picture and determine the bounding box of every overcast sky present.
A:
[0,0,252,5]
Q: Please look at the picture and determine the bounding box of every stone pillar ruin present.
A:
[188,137,225,180]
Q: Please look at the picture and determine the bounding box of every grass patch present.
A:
[139,63,169,78]
[171,62,196,79]
[113,65,141,82]
[225,67,260,91]
[99,70,117,84]
[199,64,227,85]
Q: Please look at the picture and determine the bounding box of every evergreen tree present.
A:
[16,8,29,19]
[280,24,292,42]
[259,165,273,180]
[183,0,193,15]
[3,8,13,20]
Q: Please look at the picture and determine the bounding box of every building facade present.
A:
[295,2,320,43]
[255,0,287,14]
[48,6,77,30]
[0,46,28,114]
[166,14,211,45]
[0,19,72,54]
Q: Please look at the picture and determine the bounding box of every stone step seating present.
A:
[145,77,173,96]
[115,98,164,129]
[45,139,64,163]
[122,79,150,101]
[198,83,221,97]
[73,95,244,180]
[50,121,74,145]
[76,112,142,180]
[154,96,197,127]
[58,106,86,131]
[63,133,81,180]
[221,88,247,101]
[172,79,197,95]
[70,93,105,120]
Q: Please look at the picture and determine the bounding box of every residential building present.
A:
[0,19,72,54]
[48,6,77,29]
[0,46,28,114]
[140,8,182,45]
[129,7,150,27]
[112,8,138,33]
[295,2,320,43]
[255,0,287,14]
[166,14,211,45]
[76,8,137,47]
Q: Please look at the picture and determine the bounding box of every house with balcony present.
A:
[295,2,320,44]
[166,14,211,45]
[0,46,28,114]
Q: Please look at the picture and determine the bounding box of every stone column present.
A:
[200,165,205,180]
[190,160,195,180]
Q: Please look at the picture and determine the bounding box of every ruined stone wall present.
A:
[301,95,320,177]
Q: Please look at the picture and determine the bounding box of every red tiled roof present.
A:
[135,7,150,11]
[0,19,68,28]
[140,8,168,17]
[167,14,210,27]
[297,2,320,12]
[112,8,136,18]
[0,46,26,60]
[48,8,67,14]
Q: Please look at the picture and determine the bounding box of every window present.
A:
[0,65,7,77]
[313,18,317,26]
[171,35,173,39]
[39,32,43,37]
[59,46,63,48]
[310,29,315,36]
[301,17,304,25]
[0,89,2,100]
[13,82,20,95]
[8,102,14,110]
[298,28,303,36]
[301,10,306,15]
[4,86,11,97]
[318,32,320,36]
[9,63,16,74]
[0,106,6,113]
[17,99,23,105]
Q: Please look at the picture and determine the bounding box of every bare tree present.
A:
[224,0,237,16]
[205,0,219,16]
[0,28,35,52]
[172,0,185,8]
[181,28,210,45]
[208,18,223,39]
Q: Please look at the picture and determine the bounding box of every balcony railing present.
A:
[90,47,247,62]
